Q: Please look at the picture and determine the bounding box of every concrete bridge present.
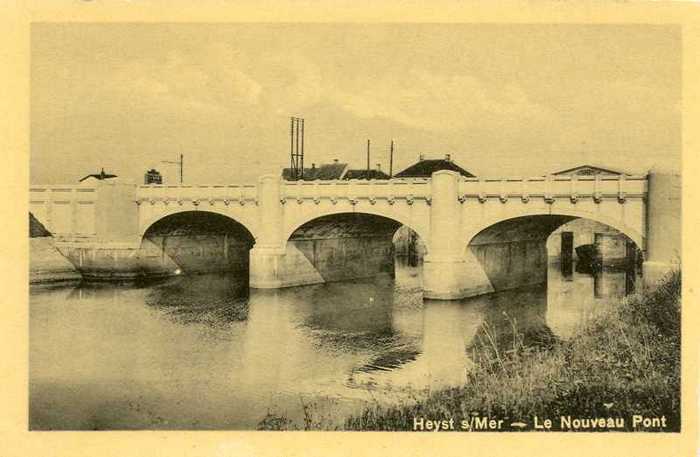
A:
[29,170,680,299]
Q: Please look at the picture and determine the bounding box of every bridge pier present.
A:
[249,174,287,289]
[423,171,493,300]
[643,170,681,286]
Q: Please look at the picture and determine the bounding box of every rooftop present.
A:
[343,168,391,180]
[394,154,475,178]
[551,165,628,176]
[282,161,349,181]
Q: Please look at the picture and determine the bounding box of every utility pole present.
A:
[289,117,305,180]
[366,139,371,180]
[162,154,184,184]
[300,118,305,180]
[389,140,394,178]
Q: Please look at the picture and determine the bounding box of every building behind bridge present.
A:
[394,154,475,179]
[549,164,628,177]
[547,164,637,264]
[282,154,475,181]
[282,159,390,181]
[144,168,163,185]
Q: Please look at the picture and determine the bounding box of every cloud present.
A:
[327,69,553,132]
[79,48,265,117]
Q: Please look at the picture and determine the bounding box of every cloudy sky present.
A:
[31,23,681,184]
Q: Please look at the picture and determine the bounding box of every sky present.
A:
[30,23,681,185]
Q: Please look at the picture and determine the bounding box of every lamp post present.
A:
[162,154,184,184]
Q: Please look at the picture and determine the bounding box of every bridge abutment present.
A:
[55,181,152,280]
[643,170,681,285]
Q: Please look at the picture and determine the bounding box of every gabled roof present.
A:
[282,162,349,181]
[79,168,117,182]
[551,165,626,176]
[394,159,475,178]
[343,169,391,180]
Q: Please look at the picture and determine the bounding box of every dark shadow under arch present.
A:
[286,212,426,284]
[466,214,643,293]
[142,211,255,276]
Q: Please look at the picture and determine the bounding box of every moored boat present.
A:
[575,244,602,272]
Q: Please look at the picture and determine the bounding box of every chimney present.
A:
[376,163,381,171]
[445,154,451,162]
[419,153,424,161]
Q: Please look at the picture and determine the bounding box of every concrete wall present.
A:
[470,240,548,291]
[262,213,400,288]
[289,236,394,283]
[58,240,179,280]
[466,215,571,293]
[144,234,250,274]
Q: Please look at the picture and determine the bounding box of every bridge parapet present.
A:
[30,185,98,237]
[137,184,258,206]
[458,175,647,204]
[281,178,432,205]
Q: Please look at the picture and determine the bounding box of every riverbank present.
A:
[343,271,681,431]
[30,237,81,284]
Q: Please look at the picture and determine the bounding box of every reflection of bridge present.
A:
[30,170,680,299]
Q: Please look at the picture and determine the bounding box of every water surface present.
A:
[29,259,634,430]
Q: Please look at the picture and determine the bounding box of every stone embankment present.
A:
[29,213,81,284]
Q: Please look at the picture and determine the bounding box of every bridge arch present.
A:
[460,212,644,295]
[463,210,644,254]
[283,208,430,253]
[141,210,256,276]
[278,211,429,286]
[139,207,258,241]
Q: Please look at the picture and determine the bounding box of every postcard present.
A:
[2,2,698,456]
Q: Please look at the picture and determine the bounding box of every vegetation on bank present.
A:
[344,271,681,431]
[258,271,681,431]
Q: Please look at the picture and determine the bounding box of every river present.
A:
[29,258,636,430]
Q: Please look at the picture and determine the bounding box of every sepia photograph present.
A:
[26,22,682,434]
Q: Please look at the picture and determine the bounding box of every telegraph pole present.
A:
[162,154,184,184]
[389,140,394,178]
[366,139,371,180]
[289,117,305,180]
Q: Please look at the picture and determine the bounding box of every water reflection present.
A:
[144,274,249,326]
[29,257,633,430]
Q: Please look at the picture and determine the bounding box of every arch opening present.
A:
[466,214,643,294]
[283,212,426,287]
[141,211,255,278]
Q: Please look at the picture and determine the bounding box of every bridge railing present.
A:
[458,175,647,203]
[281,178,432,204]
[29,185,98,236]
[137,184,258,205]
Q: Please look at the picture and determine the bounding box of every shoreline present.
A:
[341,271,681,432]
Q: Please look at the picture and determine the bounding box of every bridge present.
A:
[29,170,680,299]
